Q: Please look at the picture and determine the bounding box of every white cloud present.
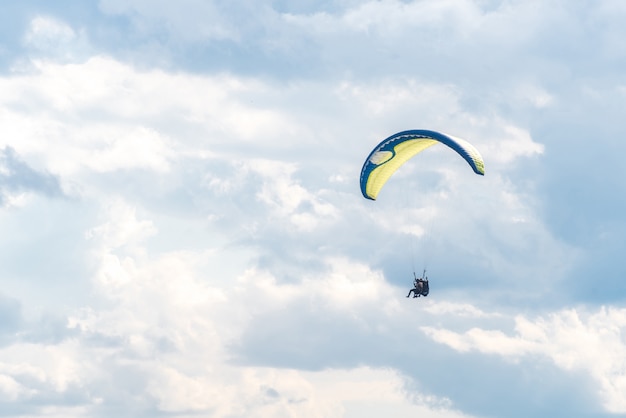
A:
[2,4,626,417]
[422,307,626,413]
[0,340,95,403]
[304,367,476,418]
[47,203,472,417]
[480,125,544,165]
[336,79,461,119]
[98,0,277,43]
[283,0,481,38]
[22,16,90,62]
[246,159,338,232]
[0,55,309,182]
[422,301,501,318]
[87,199,156,250]
[0,373,34,401]
[24,16,77,49]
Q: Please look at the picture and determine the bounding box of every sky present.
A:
[0,0,626,417]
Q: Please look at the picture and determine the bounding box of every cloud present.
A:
[0,295,22,343]
[1,3,626,417]
[422,307,626,413]
[24,16,77,49]
[98,0,276,43]
[0,147,63,207]
[0,196,469,418]
[0,48,562,293]
[22,15,91,62]
[0,43,561,385]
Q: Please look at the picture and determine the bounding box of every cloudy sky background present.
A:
[1,0,626,417]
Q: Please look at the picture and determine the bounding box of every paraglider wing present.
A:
[359,129,485,200]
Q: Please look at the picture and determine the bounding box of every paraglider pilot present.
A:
[407,272,429,298]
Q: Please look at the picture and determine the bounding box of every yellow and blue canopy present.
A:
[360,129,485,200]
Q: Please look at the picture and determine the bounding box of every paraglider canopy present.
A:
[360,129,485,200]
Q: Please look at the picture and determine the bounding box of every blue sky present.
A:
[1,1,626,417]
